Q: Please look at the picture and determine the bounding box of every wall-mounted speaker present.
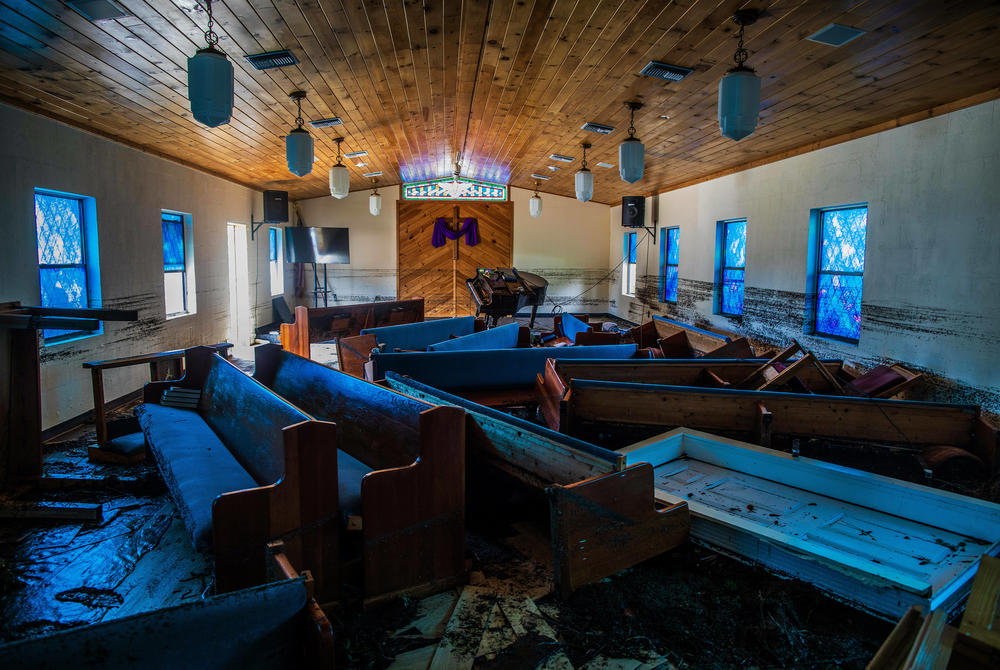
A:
[622,196,645,228]
[263,190,289,223]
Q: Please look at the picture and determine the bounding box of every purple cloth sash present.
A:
[431,217,479,247]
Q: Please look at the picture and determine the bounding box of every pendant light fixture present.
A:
[369,178,382,216]
[187,0,233,127]
[718,9,761,141]
[619,101,644,183]
[529,181,543,218]
[443,153,463,199]
[575,142,593,203]
[285,91,313,177]
[329,137,349,198]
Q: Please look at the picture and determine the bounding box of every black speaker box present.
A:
[263,190,289,223]
[622,196,645,228]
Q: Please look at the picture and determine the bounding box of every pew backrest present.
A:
[427,322,519,352]
[255,346,431,469]
[362,316,476,352]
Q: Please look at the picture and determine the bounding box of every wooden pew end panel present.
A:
[548,463,690,599]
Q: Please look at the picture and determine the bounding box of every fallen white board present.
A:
[619,428,1000,620]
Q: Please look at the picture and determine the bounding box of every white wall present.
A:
[609,99,1000,410]
[0,103,271,429]
[293,185,611,313]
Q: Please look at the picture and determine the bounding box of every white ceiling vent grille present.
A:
[582,122,615,134]
[806,23,866,47]
[245,50,299,70]
[65,0,131,21]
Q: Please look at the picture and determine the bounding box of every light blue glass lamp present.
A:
[187,0,233,128]
[286,91,314,177]
[575,142,593,203]
[718,10,761,141]
[619,101,644,183]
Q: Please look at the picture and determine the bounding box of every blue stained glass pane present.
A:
[820,207,867,273]
[162,219,185,272]
[269,228,278,262]
[628,233,637,263]
[666,228,679,264]
[35,193,84,265]
[816,273,862,340]
[722,268,744,315]
[724,220,746,267]
[663,266,678,302]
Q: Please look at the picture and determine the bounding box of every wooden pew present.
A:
[535,357,848,431]
[280,297,425,358]
[627,315,735,355]
[254,344,466,602]
[561,379,998,471]
[137,347,340,599]
[385,373,689,598]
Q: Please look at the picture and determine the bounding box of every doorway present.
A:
[226,223,252,346]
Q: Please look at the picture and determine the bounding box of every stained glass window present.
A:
[815,206,867,341]
[35,191,92,341]
[660,227,679,302]
[718,219,746,315]
[402,177,507,201]
[624,232,638,296]
[162,212,188,315]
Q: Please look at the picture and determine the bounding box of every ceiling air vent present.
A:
[639,61,693,82]
[596,162,615,169]
[344,151,368,158]
[530,173,551,180]
[549,154,574,162]
[244,50,299,70]
[363,171,383,178]
[65,0,131,21]
[310,117,343,128]
[547,166,560,171]
[582,122,615,134]
[806,23,866,47]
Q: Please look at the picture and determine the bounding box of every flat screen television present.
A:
[284,227,350,264]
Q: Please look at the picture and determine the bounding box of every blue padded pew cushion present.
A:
[372,343,638,389]
[362,316,476,352]
[427,322,519,352]
[137,403,257,552]
[560,313,592,343]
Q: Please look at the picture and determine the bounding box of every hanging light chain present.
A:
[533,180,540,196]
[335,137,343,165]
[581,143,589,169]
[628,105,637,138]
[295,94,304,129]
[733,20,749,68]
[203,0,219,48]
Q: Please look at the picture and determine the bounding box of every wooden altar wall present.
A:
[397,200,513,318]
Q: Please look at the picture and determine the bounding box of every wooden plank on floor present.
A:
[959,555,1000,649]
[429,586,497,670]
[0,501,102,523]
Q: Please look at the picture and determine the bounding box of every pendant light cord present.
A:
[628,106,637,139]
[295,95,304,130]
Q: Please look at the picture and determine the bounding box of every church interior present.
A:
[1,0,1000,667]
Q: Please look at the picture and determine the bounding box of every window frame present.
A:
[623,231,638,297]
[161,210,196,319]
[34,188,102,344]
[714,218,747,317]
[808,204,868,344]
[659,226,679,303]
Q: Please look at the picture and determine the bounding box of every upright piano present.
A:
[466,268,548,327]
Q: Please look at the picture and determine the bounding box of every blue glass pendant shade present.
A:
[619,137,644,183]
[718,68,760,141]
[286,129,314,177]
[188,47,234,128]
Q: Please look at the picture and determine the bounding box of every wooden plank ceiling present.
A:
[1,0,999,205]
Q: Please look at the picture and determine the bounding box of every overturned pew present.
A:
[384,372,689,598]
[535,357,847,430]
[620,428,1000,620]
[627,315,752,358]
[560,379,998,471]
